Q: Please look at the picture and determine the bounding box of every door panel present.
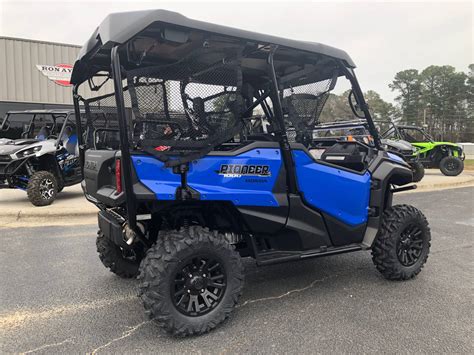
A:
[131,148,283,207]
[292,150,371,226]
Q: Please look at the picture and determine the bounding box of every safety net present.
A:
[282,75,337,143]
[126,48,244,166]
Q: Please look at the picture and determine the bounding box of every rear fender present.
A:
[437,144,463,157]
[82,149,124,206]
[82,149,155,207]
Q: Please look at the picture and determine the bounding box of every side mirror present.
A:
[348,90,365,118]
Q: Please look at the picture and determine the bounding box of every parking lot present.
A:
[1,186,472,354]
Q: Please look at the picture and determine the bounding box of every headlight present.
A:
[17,146,42,157]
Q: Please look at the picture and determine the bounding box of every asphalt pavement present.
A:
[0,187,473,353]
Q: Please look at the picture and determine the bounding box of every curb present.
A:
[0,211,97,229]
[409,177,474,192]
[1,209,98,219]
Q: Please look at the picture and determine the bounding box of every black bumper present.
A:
[0,157,29,179]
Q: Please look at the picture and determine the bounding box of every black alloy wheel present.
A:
[396,223,424,266]
[172,255,227,316]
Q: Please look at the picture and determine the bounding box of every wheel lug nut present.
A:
[203,274,206,277]
[188,274,193,278]
[201,289,204,293]
[187,290,191,293]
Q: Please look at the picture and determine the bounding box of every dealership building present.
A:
[0,36,112,118]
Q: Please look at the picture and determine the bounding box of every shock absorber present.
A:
[25,162,34,176]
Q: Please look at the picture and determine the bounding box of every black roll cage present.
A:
[73,43,380,235]
[379,119,434,143]
[1,111,79,146]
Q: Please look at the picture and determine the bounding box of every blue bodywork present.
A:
[132,148,282,206]
[132,147,372,227]
[292,150,371,226]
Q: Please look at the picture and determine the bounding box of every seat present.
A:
[64,134,78,155]
[320,142,368,172]
[36,125,51,140]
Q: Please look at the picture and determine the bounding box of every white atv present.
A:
[0,110,82,206]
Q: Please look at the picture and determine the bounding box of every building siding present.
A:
[0,37,114,106]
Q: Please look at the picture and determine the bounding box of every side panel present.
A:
[292,150,371,226]
[131,148,283,207]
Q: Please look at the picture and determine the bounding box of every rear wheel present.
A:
[411,162,425,182]
[372,204,431,280]
[138,226,244,336]
[27,171,58,206]
[96,231,142,278]
[439,156,463,176]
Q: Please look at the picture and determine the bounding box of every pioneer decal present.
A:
[36,64,73,86]
[218,164,270,177]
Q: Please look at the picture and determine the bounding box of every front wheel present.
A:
[372,204,431,280]
[439,156,464,176]
[27,171,58,206]
[138,226,244,336]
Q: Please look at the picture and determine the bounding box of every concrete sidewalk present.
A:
[0,185,98,227]
[0,169,473,228]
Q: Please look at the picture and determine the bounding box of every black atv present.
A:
[381,120,464,176]
[0,110,85,206]
[71,10,431,336]
[310,120,424,182]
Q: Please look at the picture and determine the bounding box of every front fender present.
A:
[362,153,413,248]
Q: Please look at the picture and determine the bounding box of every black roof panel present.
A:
[73,9,355,85]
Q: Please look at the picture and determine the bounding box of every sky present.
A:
[0,0,472,102]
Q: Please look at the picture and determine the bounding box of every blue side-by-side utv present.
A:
[71,10,431,336]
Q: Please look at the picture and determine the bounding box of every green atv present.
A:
[382,123,465,176]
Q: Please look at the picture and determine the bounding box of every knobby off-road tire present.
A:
[372,204,431,281]
[411,162,425,182]
[439,156,464,176]
[96,231,141,278]
[138,226,244,337]
[27,171,58,206]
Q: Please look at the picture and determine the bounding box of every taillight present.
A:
[115,158,122,194]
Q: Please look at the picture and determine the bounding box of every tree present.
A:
[319,90,394,124]
[319,91,354,123]
[389,65,472,142]
[364,90,396,120]
[465,64,474,142]
[389,69,422,124]
[419,65,468,141]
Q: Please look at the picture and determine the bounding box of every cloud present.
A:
[0,1,472,102]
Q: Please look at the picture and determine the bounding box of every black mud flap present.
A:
[98,210,126,247]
